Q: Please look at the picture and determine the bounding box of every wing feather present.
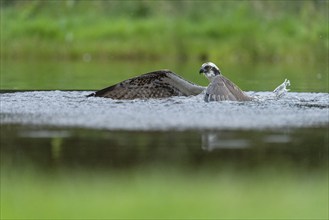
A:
[205,75,253,102]
[87,70,204,99]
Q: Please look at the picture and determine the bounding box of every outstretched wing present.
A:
[204,75,253,102]
[87,70,204,100]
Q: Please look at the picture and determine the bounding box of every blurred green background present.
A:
[1,0,328,91]
[2,0,328,61]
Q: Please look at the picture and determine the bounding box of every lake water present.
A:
[1,60,328,218]
[0,91,328,130]
[1,89,328,170]
[1,60,328,92]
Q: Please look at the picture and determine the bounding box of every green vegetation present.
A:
[1,0,328,63]
[1,165,328,219]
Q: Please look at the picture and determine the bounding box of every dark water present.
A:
[1,124,327,172]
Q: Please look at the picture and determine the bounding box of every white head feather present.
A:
[200,62,221,81]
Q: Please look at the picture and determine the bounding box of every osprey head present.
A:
[199,62,221,81]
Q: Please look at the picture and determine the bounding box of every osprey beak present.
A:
[199,68,204,74]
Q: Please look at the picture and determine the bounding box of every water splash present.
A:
[0,91,328,131]
[273,79,291,98]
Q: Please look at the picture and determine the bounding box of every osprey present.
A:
[87,62,254,101]
[199,62,253,102]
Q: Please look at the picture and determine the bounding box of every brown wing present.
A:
[87,70,204,100]
[204,75,253,102]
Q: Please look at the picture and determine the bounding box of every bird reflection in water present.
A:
[201,132,250,151]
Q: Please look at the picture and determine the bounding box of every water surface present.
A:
[1,91,328,130]
[1,124,327,170]
[1,60,327,92]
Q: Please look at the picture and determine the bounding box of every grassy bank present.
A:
[1,0,328,63]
